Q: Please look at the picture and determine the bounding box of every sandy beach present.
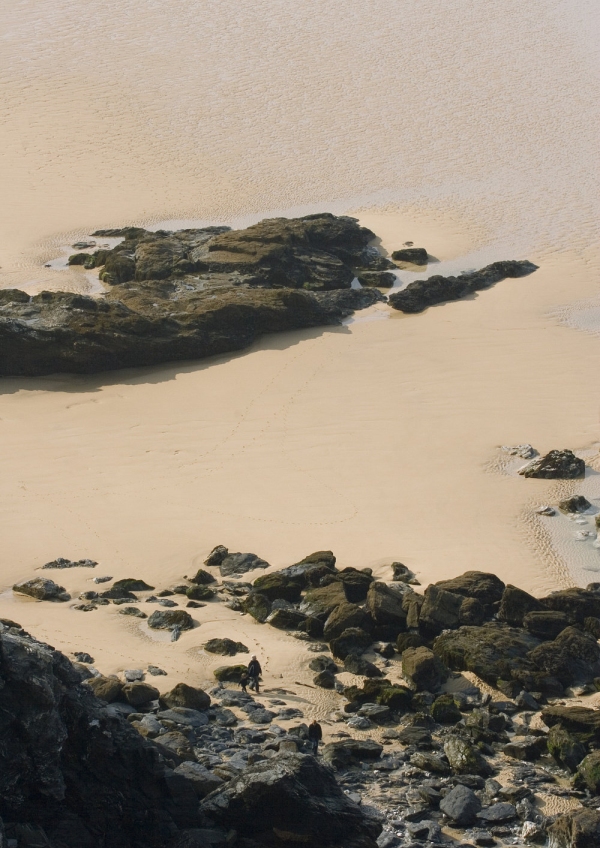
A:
[1,0,599,686]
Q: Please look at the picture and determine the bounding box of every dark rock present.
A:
[397,725,433,747]
[523,610,571,639]
[252,572,302,602]
[498,585,543,627]
[83,676,124,703]
[547,725,586,772]
[396,632,426,653]
[321,740,383,770]
[391,247,428,265]
[201,752,380,847]
[159,683,211,711]
[376,685,413,711]
[433,623,540,686]
[388,260,537,313]
[518,449,585,479]
[113,578,155,591]
[204,545,228,566]
[343,655,382,677]
[503,737,547,762]
[266,608,307,630]
[574,751,600,793]
[547,808,600,848]
[478,803,517,824]
[410,750,451,774]
[99,586,138,600]
[68,252,89,265]
[13,578,69,602]
[302,582,348,617]
[119,606,147,618]
[330,628,373,660]
[73,652,94,664]
[558,496,592,513]
[528,626,600,685]
[204,638,248,656]
[213,665,248,683]
[173,763,224,799]
[279,551,338,588]
[313,670,336,689]
[122,682,160,707]
[147,610,194,631]
[584,616,600,639]
[542,706,600,741]
[444,736,492,776]
[402,646,448,691]
[431,694,462,724]
[220,552,270,577]
[459,597,487,626]
[540,588,600,623]
[309,656,338,674]
[356,271,396,288]
[0,627,196,846]
[323,602,369,641]
[339,568,374,602]
[418,585,463,636]
[391,562,418,584]
[188,568,216,585]
[365,582,408,631]
[243,592,272,623]
[42,557,97,569]
[434,571,506,607]
[440,784,482,826]
[186,585,215,601]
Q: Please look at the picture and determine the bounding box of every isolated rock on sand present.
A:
[147,610,194,630]
[42,557,97,569]
[204,638,248,656]
[519,449,585,479]
[213,664,248,683]
[113,578,155,591]
[201,752,381,847]
[391,247,428,264]
[558,495,592,513]
[119,606,147,618]
[13,577,70,601]
[204,544,229,566]
[388,260,537,313]
[188,567,216,585]
[313,670,336,688]
[159,683,210,711]
[220,552,270,577]
[186,584,214,601]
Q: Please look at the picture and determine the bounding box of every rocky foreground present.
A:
[5,548,600,848]
[0,214,535,376]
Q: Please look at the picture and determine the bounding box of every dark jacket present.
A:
[308,722,322,741]
[248,659,262,677]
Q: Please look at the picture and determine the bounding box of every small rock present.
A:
[147,610,194,631]
[478,803,517,824]
[440,783,482,826]
[536,505,556,516]
[13,578,70,602]
[518,449,585,479]
[92,575,113,583]
[147,665,167,676]
[122,682,159,707]
[502,444,537,459]
[119,606,147,618]
[558,495,592,514]
[73,652,94,664]
[123,669,144,682]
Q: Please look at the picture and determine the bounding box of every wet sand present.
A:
[1,1,599,680]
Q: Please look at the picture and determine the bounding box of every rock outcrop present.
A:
[388,260,537,313]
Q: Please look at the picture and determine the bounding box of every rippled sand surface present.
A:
[1,0,600,667]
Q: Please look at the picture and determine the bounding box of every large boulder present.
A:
[338,568,374,603]
[547,808,600,848]
[278,551,337,588]
[302,582,348,617]
[83,676,123,703]
[402,646,448,691]
[252,572,303,602]
[540,588,600,623]
[220,552,270,577]
[266,609,307,630]
[122,682,160,707]
[188,568,216,585]
[321,740,383,770]
[523,610,572,640]
[433,623,540,686]
[365,582,408,630]
[498,585,543,626]
[204,638,248,656]
[13,578,69,602]
[204,545,228,566]
[519,449,585,479]
[574,751,600,794]
[213,665,248,683]
[200,752,381,847]
[343,655,382,677]
[0,626,197,847]
[528,626,600,685]
[542,706,600,743]
[547,725,586,772]
[329,627,373,660]
[147,610,194,631]
[113,578,155,591]
[159,683,211,711]
[434,571,505,607]
[243,592,272,623]
[418,585,463,636]
[439,784,481,826]
[323,602,369,641]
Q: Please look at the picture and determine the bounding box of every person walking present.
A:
[247,655,262,693]
[239,672,249,694]
[308,719,322,756]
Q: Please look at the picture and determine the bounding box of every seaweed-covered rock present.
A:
[519,449,585,479]
[523,610,571,640]
[388,260,537,313]
[186,585,214,601]
[338,568,374,603]
[418,585,463,636]
[200,752,381,847]
[266,608,307,630]
[147,610,194,631]
[252,572,302,602]
[547,725,586,773]
[435,571,505,607]
[122,682,160,707]
[330,628,373,660]
[302,582,347,617]
[13,578,69,602]
[574,751,600,794]
[365,582,407,630]
[402,646,448,691]
[376,685,413,711]
[213,665,248,683]
[188,568,216,585]
[243,592,272,623]
[459,597,487,626]
[83,676,124,703]
[343,655,382,677]
[498,585,543,627]
[159,683,211,711]
[391,247,428,265]
[542,706,600,742]
[529,626,600,685]
[431,694,462,724]
[540,588,600,623]
[323,602,368,641]
[204,638,248,656]
[547,808,600,848]
[321,740,383,770]
[443,735,492,776]
[204,545,228,567]
[113,578,154,591]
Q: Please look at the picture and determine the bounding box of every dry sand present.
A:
[1,0,599,687]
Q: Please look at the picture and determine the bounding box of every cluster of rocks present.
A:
[0,620,380,848]
[0,213,536,376]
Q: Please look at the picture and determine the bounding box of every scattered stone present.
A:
[42,557,97,569]
[410,751,451,775]
[147,665,167,676]
[478,803,517,824]
[159,683,211,712]
[547,724,586,772]
[186,584,215,601]
[314,670,336,689]
[322,739,383,770]
[330,627,373,660]
[73,603,97,611]
[13,578,69,602]
[123,669,144,682]
[92,575,113,583]
[213,665,249,683]
[173,762,224,798]
[243,592,272,623]
[536,505,556,515]
[519,449,585,479]
[99,586,138,600]
[343,654,382,677]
